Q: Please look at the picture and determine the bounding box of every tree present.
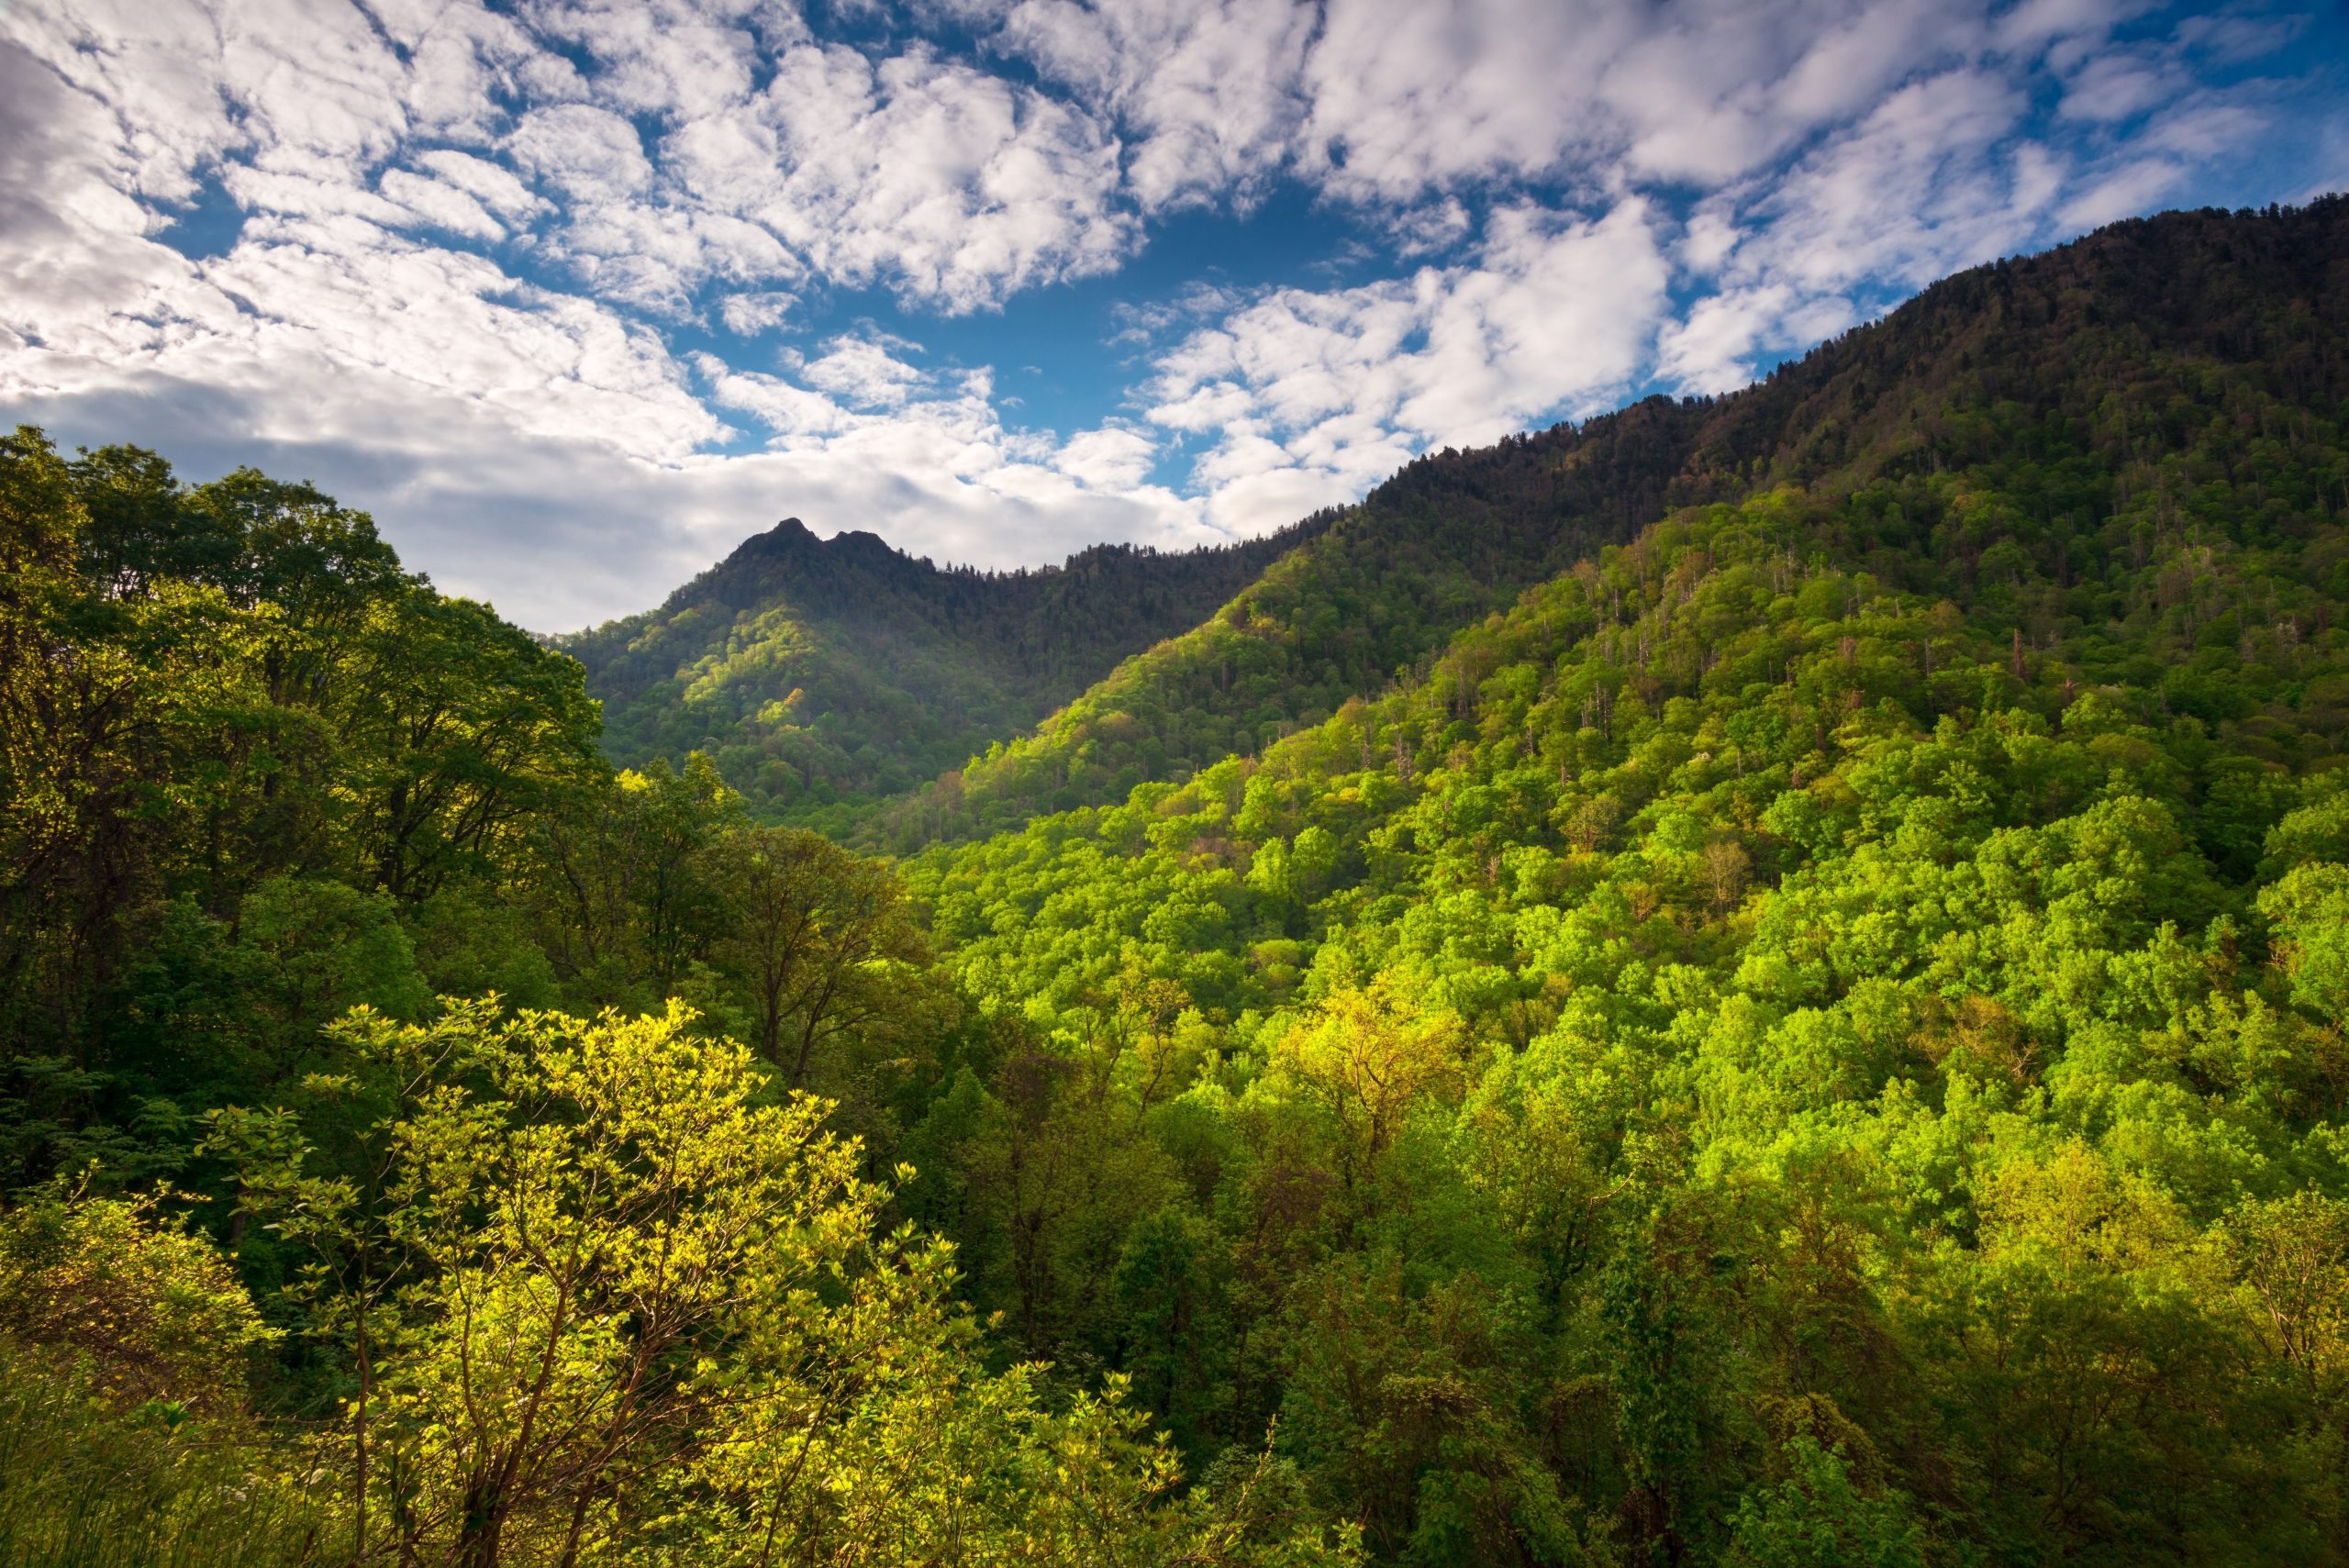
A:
[1270,977,1467,1191]
[2260,862,2349,1029]
[526,754,737,1006]
[211,999,1356,1567]
[0,1188,276,1413]
[709,823,933,1086]
[0,428,143,1052]
[2225,1192,2349,1394]
[1721,1439,1924,1568]
[336,589,605,902]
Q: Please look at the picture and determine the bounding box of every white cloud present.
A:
[1284,0,2005,198]
[0,0,2326,632]
[1732,70,2054,295]
[12,0,1143,321]
[1145,199,1671,531]
[717,290,797,334]
[2059,48,2182,121]
[2057,155,2188,229]
[798,335,934,409]
[1055,425,1159,489]
[1642,67,2072,391]
[1990,0,2147,59]
[1656,285,1855,395]
[740,41,1138,310]
[510,104,655,200]
[413,151,549,223]
[522,0,785,120]
[992,0,1315,209]
[379,170,507,242]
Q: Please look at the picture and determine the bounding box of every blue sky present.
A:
[2,0,2344,629]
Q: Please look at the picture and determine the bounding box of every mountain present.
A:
[885,196,2349,1562]
[861,196,2349,847]
[914,195,2349,1034]
[562,511,1330,828]
[605,200,2349,852]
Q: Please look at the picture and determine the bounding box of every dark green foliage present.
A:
[0,435,962,1204]
[1720,1439,1924,1568]
[0,432,605,1182]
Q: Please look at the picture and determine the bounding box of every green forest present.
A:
[6,197,2349,1566]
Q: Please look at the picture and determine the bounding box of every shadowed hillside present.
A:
[563,513,1332,828]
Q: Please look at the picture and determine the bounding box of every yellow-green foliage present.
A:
[199,999,1358,1567]
[896,452,2349,1562]
[0,1208,318,1568]
[0,1192,277,1411]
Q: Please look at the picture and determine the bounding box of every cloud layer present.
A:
[0,0,2337,628]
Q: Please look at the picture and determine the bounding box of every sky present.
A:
[2,0,2344,631]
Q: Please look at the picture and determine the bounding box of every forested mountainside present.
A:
[882,196,2349,1565]
[564,509,1327,828]
[5,197,2349,1568]
[860,197,2349,849]
[598,200,2348,853]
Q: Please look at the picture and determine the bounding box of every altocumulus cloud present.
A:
[0,0,2340,628]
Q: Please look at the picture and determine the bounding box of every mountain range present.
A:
[578,197,2349,851]
[562,507,1330,828]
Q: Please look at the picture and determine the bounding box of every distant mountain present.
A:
[561,515,1330,827]
[586,408,1706,842]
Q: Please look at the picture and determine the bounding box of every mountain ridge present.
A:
[562,503,1336,823]
[569,197,2348,854]
[860,197,2349,848]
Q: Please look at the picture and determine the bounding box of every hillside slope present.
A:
[12,196,2349,1568]
[916,195,2349,1030]
[863,198,2349,849]
[888,196,2349,1563]
[564,513,1329,826]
